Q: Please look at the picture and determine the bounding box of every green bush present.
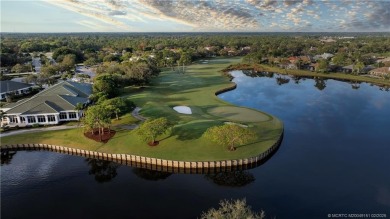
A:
[32,123,40,128]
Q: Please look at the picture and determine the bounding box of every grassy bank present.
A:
[224,63,390,86]
[1,57,283,161]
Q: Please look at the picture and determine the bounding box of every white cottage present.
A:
[0,80,34,100]
[2,81,92,127]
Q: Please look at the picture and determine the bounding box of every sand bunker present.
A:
[224,122,248,128]
[173,106,192,114]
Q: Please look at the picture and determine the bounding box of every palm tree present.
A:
[75,102,84,126]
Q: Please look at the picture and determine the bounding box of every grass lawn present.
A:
[0,57,284,161]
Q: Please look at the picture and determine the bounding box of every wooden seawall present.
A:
[1,133,283,174]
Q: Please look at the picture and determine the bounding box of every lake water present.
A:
[2,70,390,219]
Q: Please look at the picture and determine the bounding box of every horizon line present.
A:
[1,31,390,34]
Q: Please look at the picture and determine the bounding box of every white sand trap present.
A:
[173,106,192,114]
[224,122,248,128]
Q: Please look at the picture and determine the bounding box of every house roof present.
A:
[21,102,59,115]
[342,65,354,70]
[376,57,390,63]
[0,81,33,93]
[6,81,91,115]
[370,67,390,74]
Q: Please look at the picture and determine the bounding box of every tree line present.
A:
[2,33,389,68]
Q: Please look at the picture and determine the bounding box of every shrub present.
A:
[200,198,265,219]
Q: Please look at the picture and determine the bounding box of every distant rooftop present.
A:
[6,81,92,115]
[0,80,32,93]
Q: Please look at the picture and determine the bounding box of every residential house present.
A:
[314,53,334,61]
[1,81,92,127]
[341,65,354,73]
[288,56,299,64]
[279,63,298,70]
[0,80,34,101]
[369,67,390,77]
[376,57,390,63]
[320,38,337,43]
[361,65,375,74]
[303,63,318,71]
[1,67,10,74]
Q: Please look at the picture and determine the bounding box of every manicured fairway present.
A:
[1,57,284,161]
[207,106,271,122]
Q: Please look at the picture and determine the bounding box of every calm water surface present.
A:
[2,70,390,219]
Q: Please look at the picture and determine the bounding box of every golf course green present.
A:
[0,57,284,161]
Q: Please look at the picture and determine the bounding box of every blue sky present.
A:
[1,0,389,32]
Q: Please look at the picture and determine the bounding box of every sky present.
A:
[1,0,389,32]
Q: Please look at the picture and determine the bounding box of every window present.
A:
[68,112,77,119]
[20,89,25,94]
[37,115,46,123]
[27,116,36,123]
[47,115,56,122]
[9,115,18,123]
[59,112,67,120]
[20,117,26,123]
[15,90,19,95]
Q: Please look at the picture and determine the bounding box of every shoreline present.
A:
[0,132,282,173]
[0,57,284,163]
[223,63,390,87]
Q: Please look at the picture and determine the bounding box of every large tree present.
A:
[316,59,329,73]
[203,124,257,151]
[126,62,160,85]
[60,54,76,72]
[178,51,192,72]
[135,117,171,146]
[101,97,134,120]
[11,63,25,73]
[200,199,265,219]
[92,74,119,99]
[83,105,112,141]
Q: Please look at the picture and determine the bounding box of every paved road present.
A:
[131,107,146,121]
[0,108,146,137]
[0,125,79,138]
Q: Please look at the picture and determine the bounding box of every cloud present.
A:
[43,0,132,30]
[138,0,259,30]
[108,10,127,16]
[40,0,390,32]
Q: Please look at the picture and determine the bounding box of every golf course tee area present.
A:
[1,57,283,161]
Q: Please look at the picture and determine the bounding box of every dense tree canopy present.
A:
[203,124,257,151]
[92,74,119,99]
[83,104,112,141]
[200,199,265,219]
[135,117,172,145]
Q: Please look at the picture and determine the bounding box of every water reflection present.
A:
[205,170,255,187]
[291,75,302,84]
[276,76,290,86]
[242,70,274,78]
[314,77,327,90]
[86,158,119,183]
[132,168,172,181]
[351,81,361,90]
[1,150,17,165]
[379,85,390,92]
[239,70,390,93]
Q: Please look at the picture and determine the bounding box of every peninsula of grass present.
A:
[0,57,283,161]
[224,63,390,86]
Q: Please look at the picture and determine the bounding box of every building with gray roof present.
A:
[2,81,92,127]
[0,80,34,100]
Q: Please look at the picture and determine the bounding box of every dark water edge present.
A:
[2,70,390,219]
